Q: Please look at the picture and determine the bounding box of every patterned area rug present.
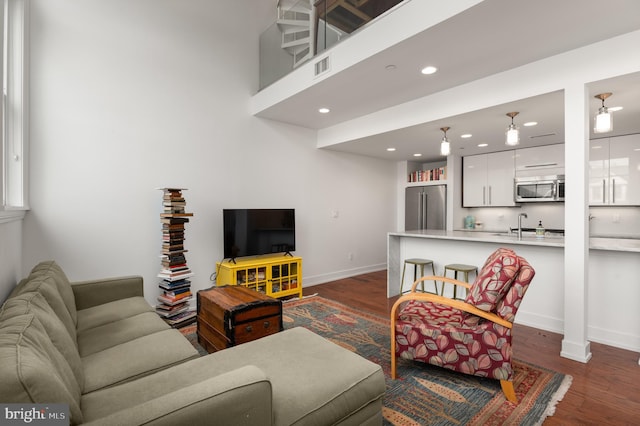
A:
[180,296,571,425]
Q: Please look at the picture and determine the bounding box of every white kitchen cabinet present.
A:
[589,134,640,205]
[463,151,516,207]
[589,139,609,205]
[515,144,564,177]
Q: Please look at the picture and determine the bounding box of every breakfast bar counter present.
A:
[387,230,640,355]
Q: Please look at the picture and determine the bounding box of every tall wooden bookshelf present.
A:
[155,188,196,328]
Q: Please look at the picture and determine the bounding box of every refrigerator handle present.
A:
[422,192,428,229]
[417,192,423,229]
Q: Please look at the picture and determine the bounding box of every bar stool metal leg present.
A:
[442,264,478,300]
[401,258,437,294]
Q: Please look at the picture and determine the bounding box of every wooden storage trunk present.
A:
[196,285,283,353]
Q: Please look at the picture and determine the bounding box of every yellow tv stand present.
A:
[216,255,302,299]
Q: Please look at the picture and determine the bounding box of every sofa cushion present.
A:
[76,296,154,332]
[11,275,78,343]
[81,328,199,393]
[27,261,78,325]
[464,248,521,312]
[81,365,272,424]
[0,314,84,424]
[0,292,84,388]
[81,328,384,426]
[77,311,170,357]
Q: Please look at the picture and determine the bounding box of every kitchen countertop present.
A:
[388,229,640,253]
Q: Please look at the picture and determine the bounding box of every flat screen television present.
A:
[223,209,295,261]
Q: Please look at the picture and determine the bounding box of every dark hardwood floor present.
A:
[304,270,640,425]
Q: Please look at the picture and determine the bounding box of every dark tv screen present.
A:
[223,209,295,260]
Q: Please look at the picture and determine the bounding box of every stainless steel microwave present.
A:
[514,175,565,202]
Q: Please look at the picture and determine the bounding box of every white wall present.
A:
[0,218,23,301]
[24,0,396,305]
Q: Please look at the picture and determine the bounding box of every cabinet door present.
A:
[487,151,516,206]
[609,134,640,205]
[589,138,609,206]
[589,139,610,205]
[515,144,564,176]
[462,154,487,207]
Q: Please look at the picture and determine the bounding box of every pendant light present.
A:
[505,112,520,146]
[594,92,613,133]
[440,127,451,156]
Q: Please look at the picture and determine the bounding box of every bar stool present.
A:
[442,263,478,300]
[400,258,438,294]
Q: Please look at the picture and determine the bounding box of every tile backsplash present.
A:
[460,205,640,237]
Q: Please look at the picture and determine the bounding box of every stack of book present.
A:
[408,166,447,183]
[156,188,196,328]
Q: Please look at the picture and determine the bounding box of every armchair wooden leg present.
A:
[390,305,398,380]
[500,380,518,404]
[390,321,397,379]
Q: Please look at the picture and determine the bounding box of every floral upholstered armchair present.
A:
[390,248,535,403]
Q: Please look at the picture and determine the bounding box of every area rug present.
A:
[180,296,572,425]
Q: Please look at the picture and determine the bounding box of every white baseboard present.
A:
[516,311,640,353]
[303,263,386,287]
[587,325,640,353]
[514,310,564,334]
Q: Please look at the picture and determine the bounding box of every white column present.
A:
[561,85,592,363]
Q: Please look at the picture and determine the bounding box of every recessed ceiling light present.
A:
[385,64,397,71]
[318,107,330,114]
[523,121,538,127]
[413,153,422,157]
[461,134,472,138]
[386,147,396,152]
[609,106,623,112]
[421,66,437,75]
[478,143,488,147]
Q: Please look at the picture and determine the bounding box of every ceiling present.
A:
[255,0,640,162]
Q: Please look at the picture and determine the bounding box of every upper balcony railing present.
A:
[259,0,406,90]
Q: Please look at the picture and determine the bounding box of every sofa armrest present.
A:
[71,276,144,310]
[82,365,273,426]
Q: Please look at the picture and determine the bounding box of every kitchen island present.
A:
[388,230,640,355]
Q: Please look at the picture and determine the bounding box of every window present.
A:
[1,0,28,221]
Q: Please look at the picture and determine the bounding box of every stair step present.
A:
[276,18,310,28]
[281,25,310,35]
[282,37,310,49]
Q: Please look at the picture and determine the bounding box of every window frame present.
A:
[1,0,29,222]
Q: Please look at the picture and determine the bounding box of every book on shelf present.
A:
[155,300,188,311]
[160,212,193,218]
[160,260,188,269]
[160,262,188,270]
[163,310,197,327]
[158,270,194,280]
[408,166,448,183]
[163,287,192,298]
[156,305,189,317]
[161,217,190,224]
[157,293,193,306]
[159,281,192,291]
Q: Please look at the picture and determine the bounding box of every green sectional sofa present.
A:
[0,261,386,425]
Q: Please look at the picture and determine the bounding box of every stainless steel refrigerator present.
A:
[405,185,446,231]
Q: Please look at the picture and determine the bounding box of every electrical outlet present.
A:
[613,214,620,223]
[348,252,353,261]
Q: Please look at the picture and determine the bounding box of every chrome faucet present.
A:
[517,213,528,239]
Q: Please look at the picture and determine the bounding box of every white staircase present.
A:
[277,0,313,68]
